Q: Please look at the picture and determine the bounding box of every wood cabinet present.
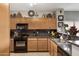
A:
[27,37,48,52]
[10,17,57,29]
[49,39,58,56]
[10,18,16,29]
[48,38,51,54]
[53,42,57,56]
[27,38,37,51]
[50,40,54,55]
[38,38,48,51]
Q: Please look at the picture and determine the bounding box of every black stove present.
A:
[14,23,28,53]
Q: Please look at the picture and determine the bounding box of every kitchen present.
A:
[0,3,79,56]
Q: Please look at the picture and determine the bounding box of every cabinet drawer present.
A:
[28,38,37,40]
[38,38,47,40]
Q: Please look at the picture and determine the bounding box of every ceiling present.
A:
[10,3,79,12]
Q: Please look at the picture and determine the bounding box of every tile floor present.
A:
[10,52,50,56]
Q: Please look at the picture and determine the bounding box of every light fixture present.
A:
[30,3,33,7]
[29,3,37,7]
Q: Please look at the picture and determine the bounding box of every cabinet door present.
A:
[50,40,54,56]
[27,38,37,51]
[53,43,57,56]
[37,40,43,51]
[50,40,58,56]
[10,18,16,29]
[48,38,51,55]
[48,38,50,51]
[48,18,57,29]
[38,38,48,51]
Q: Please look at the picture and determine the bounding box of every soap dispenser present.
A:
[60,35,64,42]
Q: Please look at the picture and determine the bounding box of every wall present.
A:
[72,45,79,56]
[0,4,10,55]
[11,10,53,18]
[64,11,79,30]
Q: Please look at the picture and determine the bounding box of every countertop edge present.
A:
[68,42,79,47]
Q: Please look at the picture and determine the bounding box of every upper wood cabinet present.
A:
[29,18,57,29]
[10,17,57,29]
[10,18,16,29]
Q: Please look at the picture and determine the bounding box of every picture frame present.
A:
[58,22,64,27]
[58,15,64,21]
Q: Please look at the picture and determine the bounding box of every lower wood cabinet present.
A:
[50,40,54,55]
[27,38,66,56]
[27,37,48,52]
[49,39,58,56]
[27,38,37,51]
[53,42,57,56]
[48,39,50,51]
[48,38,51,54]
[38,38,48,51]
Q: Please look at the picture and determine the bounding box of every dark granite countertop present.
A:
[50,38,72,56]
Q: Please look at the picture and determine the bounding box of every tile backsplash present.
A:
[10,29,57,38]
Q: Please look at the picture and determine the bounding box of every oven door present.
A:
[15,41,25,47]
[14,40,27,53]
